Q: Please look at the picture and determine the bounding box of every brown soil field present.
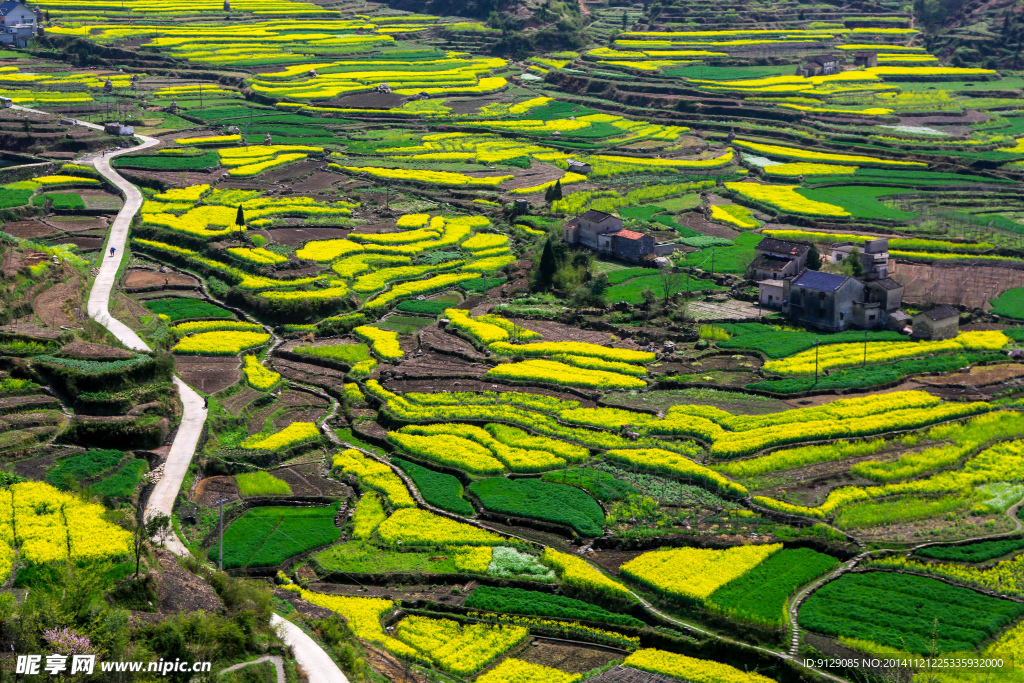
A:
[267,463,351,498]
[0,394,60,415]
[383,377,598,407]
[221,387,264,416]
[517,640,623,674]
[327,91,406,109]
[78,189,124,211]
[32,276,81,328]
[3,221,57,239]
[175,356,240,393]
[289,169,343,194]
[60,340,133,359]
[384,350,490,381]
[155,549,224,614]
[248,390,328,434]
[891,260,1024,309]
[587,665,678,683]
[272,357,348,388]
[43,215,109,232]
[419,326,488,360]
[193,475,240,507]
[916,363,1024,387]
[124,269,198,288]
[268,227,350,246]
[55,236,104,251]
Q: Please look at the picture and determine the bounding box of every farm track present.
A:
[70,122,349,683]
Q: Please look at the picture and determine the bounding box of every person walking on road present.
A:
[110,246,116,258]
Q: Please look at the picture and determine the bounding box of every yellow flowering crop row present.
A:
[258,283,349,301]
[605,448,748,498]
[461,233,509,251]
[454,545,493,573]
[333,253,412,279]
[154,185,210,201]
[733,140,926,167]
[396,213,430,228]
[725,182,850,217]
[296,239,364,262]
[551,353,647,377]
[764,331,1007,376]
[144,204,243,238]
[172,330,271,355]
[591,149,734,168]
[620,544,781,602]
[446,308,509,345]
[463,254,516,273]
[349,227,440,245]
[764,162,857,176]
[288,589,419,659]
[332,165,513,187]
[510,172,588,195]
[478,659,581,683]
[364,273,480,310]
[710,204,760,228]
[489,341,654,364]
[624,649,778,683]
[332,449,415,508]
[778,104,894,116]
[229,153,308,177]
[175,134,241,146]
[171,320,262,334]
[351,491,386,540]
[398,423,570,472]
[542,547,633,599]
[377,508,507,547]
[396,615,528,676]
[33,175,101,187]
[479,314,542,340]
[241,422,319,450]
[389,430,505,474]
[486,359,648,390]
[354,262,464,294]
[242,355,280,390]
[1,482,131,571]
[353,326,404,361]
[226,247,288,264]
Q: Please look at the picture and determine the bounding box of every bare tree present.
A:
[660,267,686,304]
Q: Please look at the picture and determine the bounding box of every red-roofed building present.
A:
[612,229,656,263]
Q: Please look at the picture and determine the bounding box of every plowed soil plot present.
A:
[269,464,351,497]
[272,358,348,389]
[521,320,626,345]
[175,356,239,393]
[420,326,487,360]
[329,91,406,109]
[0,395,60,415]
[44,216,108,232]
[917,363,1024,387]
[386,351,489,380]
[517,641,622,674]
[33,277,80,328]
[383,377,597,408]
[269,227,350,246]
[248,390,327,434]
[194,475,240,507]
[61,340,133,359]
[78,189,123,211]
[587,665,679,683]
[290,170,341,194]
[3,221,56,239]
[124,269,198,288]
[677,212,740,240]
[891,261,1024,310]
[54,236,103,251]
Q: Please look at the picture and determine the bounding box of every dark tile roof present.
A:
[870,277,903,291]
[920,304,959,321]
[580,209,616,223]
[810,55,839,65]
[792,269,849,292]
[749,254,792,272]
[756,237,809,257]
[0,1,25,14]
[615,229,645,241]
[563,217,580,228]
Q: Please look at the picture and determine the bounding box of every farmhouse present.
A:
[797,55,842,77]
[747,237,809,280]
[784,270,865,332]
[0,0,36,46]
[562,210,669,264]
[912,305,960,341]
[566,159,590,174]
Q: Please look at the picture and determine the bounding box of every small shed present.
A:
[566,159,590,174]
[758,279,785,309]
[912,305,959,341]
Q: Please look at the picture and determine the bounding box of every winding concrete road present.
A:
[75,124,347,683]
[77,134,208,555]
[219,655,285,683]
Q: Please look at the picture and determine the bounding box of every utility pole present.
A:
[814,339,820,385]
[863,328,868,367]
[215,497,229,570]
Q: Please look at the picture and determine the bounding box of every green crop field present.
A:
[467,477,605,536]
[394,458,474,516]
[798,572,1024,654]
[143,298,234,322]
[213,504,341,569]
